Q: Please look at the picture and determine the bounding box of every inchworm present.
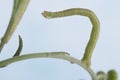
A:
[42,8,100,68]
[0,0,30,53]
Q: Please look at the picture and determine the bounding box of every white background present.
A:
[0,0,120,80]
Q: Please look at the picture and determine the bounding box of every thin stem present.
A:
[0,52,97,80]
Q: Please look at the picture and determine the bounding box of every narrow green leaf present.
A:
[13,35,23,57]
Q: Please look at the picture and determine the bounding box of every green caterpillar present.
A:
[42,8,100,68]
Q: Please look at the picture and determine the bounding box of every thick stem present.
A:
[0,0,30,53]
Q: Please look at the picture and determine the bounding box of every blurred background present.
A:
[0,0,120,80]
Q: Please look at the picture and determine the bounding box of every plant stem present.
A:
[0,52,97,80]
[0,0,30,53]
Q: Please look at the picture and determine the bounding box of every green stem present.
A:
[0,52,97,80]
[0,0,30,53]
